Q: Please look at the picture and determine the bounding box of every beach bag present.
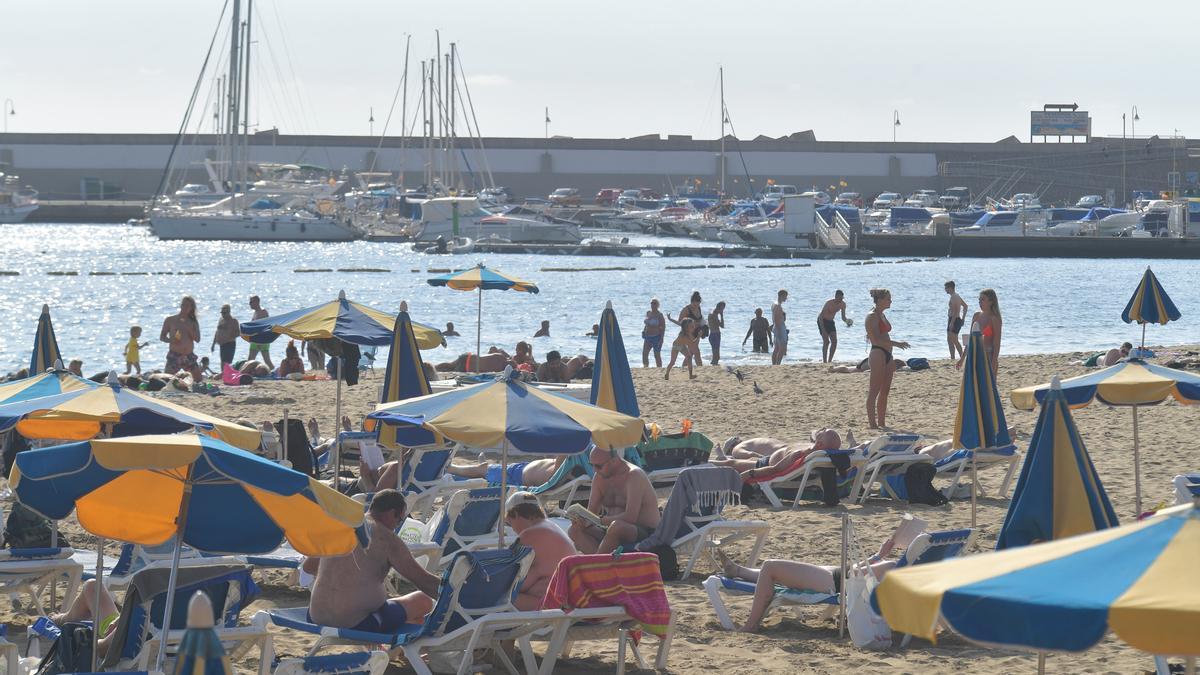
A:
[845,569,891,650]
[905,357,929,371]
[5,503,68,550]
[34,622,93,675]
[816,452,852,506]
[904,464,948,506]
[643,544,680,582]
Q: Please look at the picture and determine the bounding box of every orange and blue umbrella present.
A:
[374,302,437,448]
[29,304,62,377]
[240,290,444,348]
[954,326,1010,526]
[427,263,538,367]
[996,376,1118,550]
[876,502,1200,659]
[0,369,95,406]
[1122,266,1180,327]
[590,301,640,417]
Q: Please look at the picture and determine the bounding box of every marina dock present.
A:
[861,233,1200,259]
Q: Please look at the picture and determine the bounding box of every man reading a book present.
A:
[567,446,662,554]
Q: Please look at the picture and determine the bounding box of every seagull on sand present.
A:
[752,381,764,396]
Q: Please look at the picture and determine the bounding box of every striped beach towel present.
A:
[541,553,672,638]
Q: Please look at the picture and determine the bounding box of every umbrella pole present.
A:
[1140,322,1147,351]
[970,453,978,528]
[91,537,104,672]
[1037,652,1045,675]
[281,408,289,462]
[335,359,343,482]
[838,513,847,638]
[1133,405,1142,516]
[155,474,194,672]
[498,439,507,548]
[476,288,483,373]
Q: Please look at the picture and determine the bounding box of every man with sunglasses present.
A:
[567,446,661,554]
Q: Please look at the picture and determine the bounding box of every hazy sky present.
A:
[1,0,1191,142]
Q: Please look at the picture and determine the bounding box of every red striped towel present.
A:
[541,553,672,638]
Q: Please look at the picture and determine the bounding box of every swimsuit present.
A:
[643,333,663,351]
[125,338,140,364]
[219,341,237,364]
[166,350,199,372]
[312,599,409,634]
[485,462,527,486]
[948,316,964,333]
[755,456,772,469]
[871,345,893,363]
[708,331,721,351]
[870,313,893,362]
[819,317,836,335]
[982,323,995,339]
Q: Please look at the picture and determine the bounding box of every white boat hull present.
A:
[416,218,581,244]
[0,204,38,223]
[150,212,359,241]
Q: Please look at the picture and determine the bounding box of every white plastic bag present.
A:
[845,567,892,650]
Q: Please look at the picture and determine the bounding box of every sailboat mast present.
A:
[448,47,457,190]
[399,35,410,187]
[719,66,725,198]
[242,0,253,211]
[226,0,241,192]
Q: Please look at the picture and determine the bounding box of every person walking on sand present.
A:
[743,308,772,354]
[958,288,1002,376]
[771,289,788,365]
[708,301,726,365]
[642,298,666,367]
[670,291,705,367]
[865,288,909,429]
[124,326,148,375]
[664,317,700,380]
[160,295,203,381]
[247,295,275,370]
[945,281,968,360]
[817,290,850,363]
[211,304,240,366]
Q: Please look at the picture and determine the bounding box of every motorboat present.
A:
[954,210,1024,236]
[409,197,582,244]
[0,174,38,223]
[150,199,360,241]
[718,195,818,248]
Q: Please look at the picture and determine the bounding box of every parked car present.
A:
[904,193,938,208]
[548,187,581,206]
[479,187,514,204]
[835,192,862,208]
[799,190,831,205]
[1074,195,1104,208]
[595,188,622,206]
[872,192,904,209]
[940,187,971,209]
[763,184,800,198]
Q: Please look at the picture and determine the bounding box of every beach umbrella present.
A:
[996,376,1118,550]
[11,433,364,671]
[875,502,1200,673]
[1121,266,1181,349]
[0,373,261,450]
[373,301,437,449]
[368,366,643,544]
[953,324,1011,526]
[174,592,232,675]
[0,368,96,405]
[427,263,539,370]
[590,301,640,417]
[1011,358,1200,516]
[29,304,62,377]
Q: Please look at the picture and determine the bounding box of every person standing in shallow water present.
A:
[945,281,968,360]
[670,291,704,367]
[642,298,665,367]
[817,290,849,363]
[743,308,772,354]
[771,289,788,365]
[708,301,726,365]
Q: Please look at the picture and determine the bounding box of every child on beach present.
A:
[124,326,148,374]
[665,317,700,380]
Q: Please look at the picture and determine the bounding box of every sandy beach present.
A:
[10,345,1197,674]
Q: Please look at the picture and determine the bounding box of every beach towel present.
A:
[637,466,741,551]
[542,552,672,639]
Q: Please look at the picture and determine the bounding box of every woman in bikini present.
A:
[865,288,909,429]
[642,298,666,368]
[664,317,700,380]
[670,291,704,366]
[958,288,1003,376]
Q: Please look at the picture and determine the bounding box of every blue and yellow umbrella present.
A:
[997,376,1118,550]
[1122,266,1180,330]
[239,290,445,349]
[876,502,1200,666]
[0,377,260,450]
[954,326,1011,526]
[1012,359,1200,515]
[427,263,538,368]
[29,304,62,377]
[174,592,232,675]
[0,369,96,406]
[590,301,640,417]
[374,302,437,449]
[12,433,364,671]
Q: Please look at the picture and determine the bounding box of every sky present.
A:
[1,0,1193,142]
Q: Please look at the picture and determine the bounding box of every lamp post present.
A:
[1131,105,1140,138]
[893,109,901,143]
[2,99,14,134]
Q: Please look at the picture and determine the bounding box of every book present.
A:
[565,503,605,529]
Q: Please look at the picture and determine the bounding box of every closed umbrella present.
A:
[875,502,1200,673]
[29,304,62,377]
[11,434,365,671]
[427,263,539,370]
[373,301,437,449]
[590,301,640,417]
[173,591,232,675]
[369,367,644,544]
[953,325,1011,526]
[1121,266,1181,349]
[996,376,1118,550]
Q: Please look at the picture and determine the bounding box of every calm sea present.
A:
[1,223,1193,375]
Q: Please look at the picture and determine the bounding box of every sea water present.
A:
[1,223,1195,375]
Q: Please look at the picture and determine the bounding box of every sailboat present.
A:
[150,0,359,242]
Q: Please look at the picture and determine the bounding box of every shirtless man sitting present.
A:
[302,490,440,632]
[568,446,661,554]
[504,491,578,610]
[711,429,841,480]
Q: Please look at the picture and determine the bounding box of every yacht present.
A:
[0,174,38,223]
[151,197,360,241]
[954,211,1024,236]
[719,195,818,248]
[408,197,582,243]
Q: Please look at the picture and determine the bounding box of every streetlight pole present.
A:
[1131,105,1140,139]
[893,109,901,143]
[1122,113,1127,208]
[2,99,14,134]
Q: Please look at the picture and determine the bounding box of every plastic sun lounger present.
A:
[652,470,770,580]
[703,528,977,631]
[855,434,934,504]
[754,448,868,509]
[254,548,569,675]
[537,606,675,675]
[273,651,389,675]
[1173,473,1200,505]
[0,624,18,675]
[935,444,1021,499]
[0,547,83,614]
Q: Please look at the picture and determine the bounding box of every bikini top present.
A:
[645,316,660,327]
[879,315,892,333]
[982,324,994,339]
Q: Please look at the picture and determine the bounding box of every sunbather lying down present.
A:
[357,455,569,492]
[710,429,841,481]
[716,534,897,633]
[916,425,1017,462]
